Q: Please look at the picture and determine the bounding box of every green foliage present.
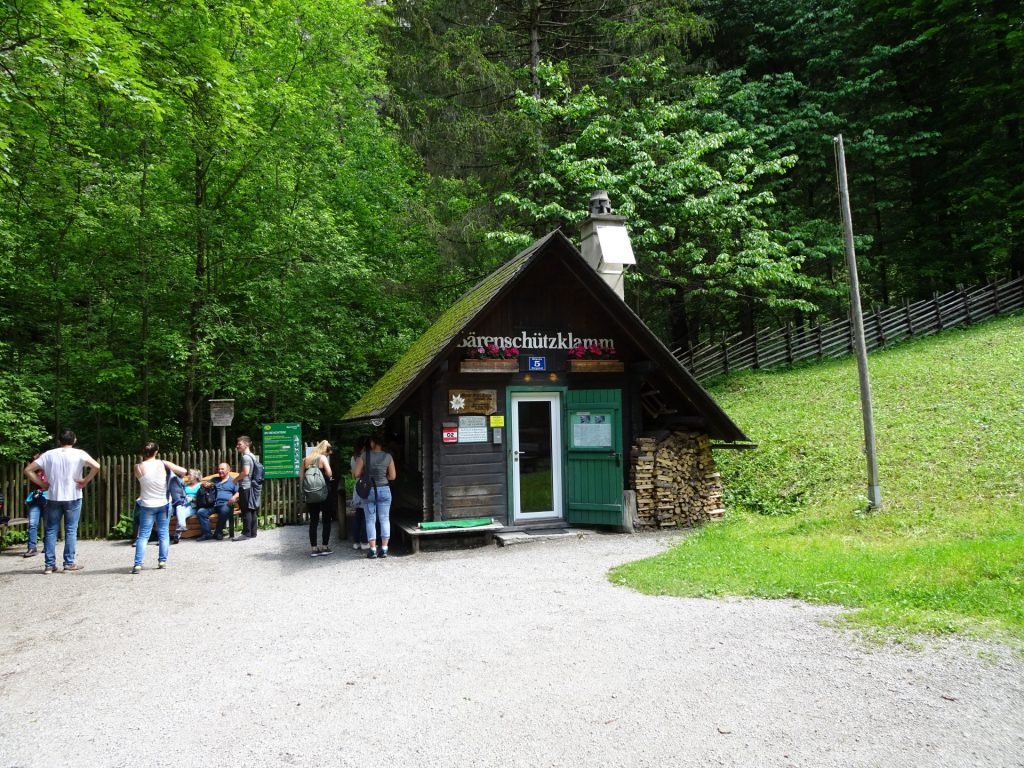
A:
[0,0,446,452]
[494,61,814,341]
[107,507,136,541]
[0,344,50,461]
[696,0,1021,310]
[611,313,1024,641]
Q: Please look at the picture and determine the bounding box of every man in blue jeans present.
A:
[24,430,101,574]
[194,462,238,540]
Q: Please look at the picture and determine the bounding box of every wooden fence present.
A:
[0,447,303,539]
[676,275,1024,382]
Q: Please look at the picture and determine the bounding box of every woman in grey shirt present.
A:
[352,432,396,558]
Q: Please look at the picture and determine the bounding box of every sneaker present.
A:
[359,543,369,550]
[310,549,322,558]
[23,548,38,558]
[320,547,333,556]
[213,533,224,541]
[234,534,250,541]
[352,542,360,550]
[171,533,181,544]
[157,561,167,569]
[379,549,388,559]
[366,549,377,559]
[131,565,142,574]
[63,564,84,572]
[44,565,56,575]
[196,534,213,542]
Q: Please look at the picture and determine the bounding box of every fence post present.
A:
[991,279,1002,314]
[752,327,760,369]
[873,306,885,347]
[720,333,730,375]
[904,298,914,336]
[959,284,973,325]
[815,320,823,358]
[933,291,943,331]
[847,310,854,353]
[784,322,793,364]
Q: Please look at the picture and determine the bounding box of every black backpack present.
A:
[196,483,218,509]
[251,456,264,487]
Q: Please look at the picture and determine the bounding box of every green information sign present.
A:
[261,422,302,479]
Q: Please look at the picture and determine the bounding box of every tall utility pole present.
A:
[834,134,881,508]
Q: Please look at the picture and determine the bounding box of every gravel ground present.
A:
[0,526,1021,768]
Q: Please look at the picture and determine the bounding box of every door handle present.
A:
[610,451,621,467]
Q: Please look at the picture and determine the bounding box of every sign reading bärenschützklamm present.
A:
[458,332,614,351]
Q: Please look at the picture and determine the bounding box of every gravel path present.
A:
[0,526,1021,768]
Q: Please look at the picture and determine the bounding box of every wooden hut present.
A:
[341,197,751,537]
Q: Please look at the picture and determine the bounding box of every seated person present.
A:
[171,469,203,543]
[194,463,239,540]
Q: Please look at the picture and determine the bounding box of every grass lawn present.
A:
[610,313,1024,642]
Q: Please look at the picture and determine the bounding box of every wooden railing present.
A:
[0,447,302,539]
[676,275,1024,382]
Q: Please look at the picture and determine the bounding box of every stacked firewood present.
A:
[630,431,724,528]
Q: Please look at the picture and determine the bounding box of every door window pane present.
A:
[518,400,553,513]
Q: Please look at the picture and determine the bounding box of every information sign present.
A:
[261,422,302,479]
[457,415,488,443]
[209,398,235,427]
[528,356,546,371]
[571,412,613,448]
[442,423,459,443]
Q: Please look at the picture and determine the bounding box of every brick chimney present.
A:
[579,190,635,300]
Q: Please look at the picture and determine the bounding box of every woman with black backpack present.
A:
[301,440,334,557]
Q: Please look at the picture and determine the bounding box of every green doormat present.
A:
[418,517,494,530]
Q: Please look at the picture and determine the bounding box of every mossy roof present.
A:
[341,230,748,442]
[340,233,555,424]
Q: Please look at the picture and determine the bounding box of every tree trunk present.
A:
[181,151,207,450]
[138,141,151,436]
[669,288,693,347]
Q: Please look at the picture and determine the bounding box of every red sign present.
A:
[442,425,459,444]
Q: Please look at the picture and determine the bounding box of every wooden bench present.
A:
[398,520,505,554]
[0,517,31,553]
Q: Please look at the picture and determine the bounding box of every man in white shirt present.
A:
[24,430,101,574]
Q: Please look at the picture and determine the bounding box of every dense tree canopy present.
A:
[0,0,1018,460]
[0,0,444,458]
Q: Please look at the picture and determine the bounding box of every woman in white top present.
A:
[133,442,187,574]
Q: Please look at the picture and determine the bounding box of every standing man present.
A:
[24,430,100,574]
[235,435,257,540]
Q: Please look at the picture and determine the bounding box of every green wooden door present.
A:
[565,389,623,526]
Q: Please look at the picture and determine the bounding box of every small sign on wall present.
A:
[528,356,546,371]
[458,415,488,443]
[448,389,498,415]
[442,422,459,444]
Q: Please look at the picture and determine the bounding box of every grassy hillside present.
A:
[611,313,1024,642]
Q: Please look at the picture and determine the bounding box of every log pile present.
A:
[630,431,724,528]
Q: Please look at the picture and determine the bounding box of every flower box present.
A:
[568,359,624,373]
[459,359,519,373]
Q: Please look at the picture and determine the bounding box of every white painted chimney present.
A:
[579,190,635,300]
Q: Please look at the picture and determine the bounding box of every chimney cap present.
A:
[588,190,612,217]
